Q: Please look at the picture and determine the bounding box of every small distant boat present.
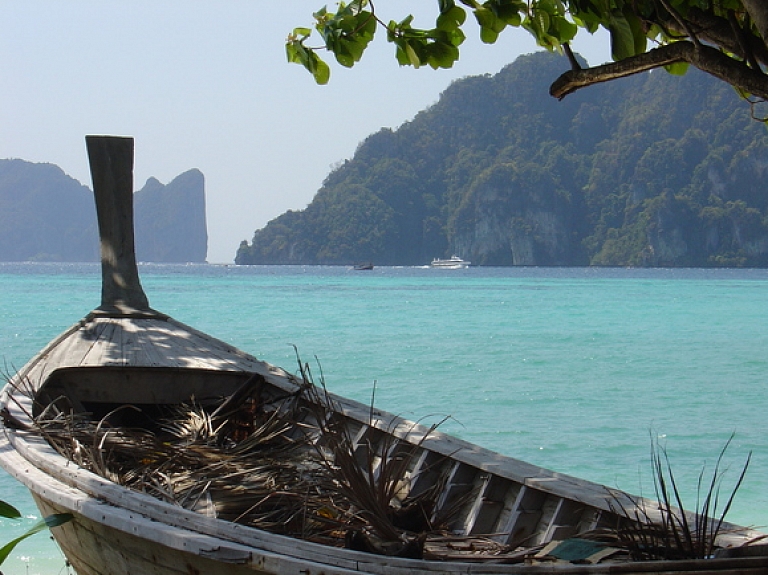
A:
[430,255,470,269]
[353,262,374,270]
[1,137,766,575]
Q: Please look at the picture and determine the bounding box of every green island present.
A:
[237,52,768,268]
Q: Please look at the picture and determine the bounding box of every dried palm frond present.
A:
[610,432,751,561]
[292,354,457,558]
[26,358,510,561]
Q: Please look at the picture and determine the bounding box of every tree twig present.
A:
[563,42,581,71]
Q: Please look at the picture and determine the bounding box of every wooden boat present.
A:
[430,256,470,269]
[353,262,374,270]
[1,136,767,575]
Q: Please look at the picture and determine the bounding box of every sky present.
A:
[1,1,610,263]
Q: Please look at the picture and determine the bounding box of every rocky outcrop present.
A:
[0,160,97,262]
[135,169,208,263]
[0,160,208,263]
[451,163,583,266]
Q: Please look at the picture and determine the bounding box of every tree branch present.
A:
[654,8,768,68]
[729,10,760,70]
[742,0,768,46]
[550,41,768,100]
[657,0,701,47]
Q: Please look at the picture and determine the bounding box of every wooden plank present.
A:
[433,461,478,533]
[44,320,107,371]
[117,318,142,366]
[496,486,547,547]
[407,449,446,500]
[532,493,560,545]
[138,321,185,368]
[467,473,510,536]
[80,318,119,366]
[460,472,491,534]
[543,498,586,542]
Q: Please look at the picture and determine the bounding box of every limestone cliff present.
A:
[135,169,208,263]
[450,163,583,266]
[0,160,97,262]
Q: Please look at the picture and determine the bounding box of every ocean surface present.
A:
[1,262,767,574]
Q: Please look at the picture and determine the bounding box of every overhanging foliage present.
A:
[288,0,768,106]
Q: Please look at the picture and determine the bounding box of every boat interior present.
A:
[23,362,762,565]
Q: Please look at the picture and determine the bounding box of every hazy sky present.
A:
[1,1,609,263]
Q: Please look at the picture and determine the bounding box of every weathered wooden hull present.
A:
[5,441,768,575]
[7,439,768,575]
[32,497,264,575]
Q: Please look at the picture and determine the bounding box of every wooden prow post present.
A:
[86,135,154,316]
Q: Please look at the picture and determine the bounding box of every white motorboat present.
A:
[430,255,470,269]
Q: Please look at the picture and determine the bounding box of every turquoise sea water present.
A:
[1,262,767,574]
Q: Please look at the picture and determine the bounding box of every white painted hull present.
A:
[430,256,470,269]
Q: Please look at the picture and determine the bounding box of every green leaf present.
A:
[445,27,467,48]
[426,39,461,68]
[332,32,369,68]
[625,9,647,55]
[0,513,72,565]
[0,501,21,520]
[405,42,422,67]
[664,61,689,75]
[291,27,312,39]
[399,14,415,28]
[572,6,603,33]
[437,5,467,31]
[480,25,500,43]
[533,10,551,39]
[394,46,410,66]
[608,9,634,60]
[386,20,399,42]
[353,10,377,40]
[552,15,578,43]
[285,41,303,65]
[312,57,331,84]
[536,10,551,35]
[44,513,73,529]
[315,4,376,68]
[474,7,496,29]
[286,40,331,85]
[493,0,524,25]
[536,0,555,10]
[475,7,505,43]
[390,11,467,70]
